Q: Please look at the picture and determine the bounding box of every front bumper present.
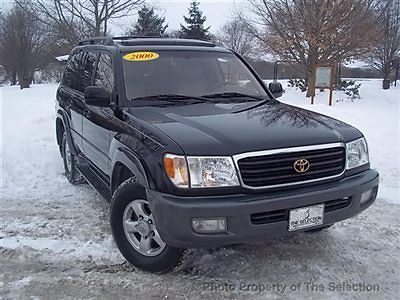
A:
[148,169,379,248]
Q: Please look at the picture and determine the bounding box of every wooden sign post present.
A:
[311,65,335,106]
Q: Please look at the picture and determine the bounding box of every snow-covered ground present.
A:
[1,79,399,299]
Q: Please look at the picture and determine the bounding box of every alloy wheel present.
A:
[122,199,166,256]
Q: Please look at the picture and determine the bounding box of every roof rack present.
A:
[78,36,216,48]
[78,36,114,46]
[78,36,164,46]
[112,36,163,40]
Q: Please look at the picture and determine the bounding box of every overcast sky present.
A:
[0,0,243,34]
[112,0,242,34]
[150,0,239,31]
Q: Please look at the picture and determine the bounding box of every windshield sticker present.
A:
[123,52,159,62]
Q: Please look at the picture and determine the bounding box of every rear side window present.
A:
[95,53,114,94]
[63,52,82,89]
[76,51,97,92]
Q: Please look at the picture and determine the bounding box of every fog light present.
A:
[192,218,227,233]
[360,189,374,204]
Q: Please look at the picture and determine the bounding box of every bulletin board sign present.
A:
[311,65,335,106]
[315,66,332,88]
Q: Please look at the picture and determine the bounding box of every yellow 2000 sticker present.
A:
[123,51,159,61]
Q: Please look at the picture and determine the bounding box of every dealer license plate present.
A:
[288,204,324,231]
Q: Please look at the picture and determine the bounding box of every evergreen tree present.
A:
[180,1,210,40]
[129,6,168,37]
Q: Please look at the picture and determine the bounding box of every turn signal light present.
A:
[164,154,189,188]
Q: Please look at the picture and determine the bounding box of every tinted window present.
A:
[95,53,114,94]
[63,52,82,89]
[76,51,97,92]
[122,51,267,100]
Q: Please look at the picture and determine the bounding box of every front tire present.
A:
[110,178,185,273]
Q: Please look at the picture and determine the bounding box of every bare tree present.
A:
[0,4,50,89]
[367,0,400,89]
[217,18,256,58]
[15,1,89,51]
[245,0,379,96]
[18,0,144,39]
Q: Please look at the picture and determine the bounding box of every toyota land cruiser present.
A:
[55,37,379,273]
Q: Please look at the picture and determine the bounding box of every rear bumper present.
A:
[148,169,379,248]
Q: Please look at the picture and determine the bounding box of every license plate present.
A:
[288,204,324,231]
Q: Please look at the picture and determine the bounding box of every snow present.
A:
[55,55,69,62]
[1,79,399,298]
[344,60,371,69]
[1,236,119,263]
[1,84,87,199]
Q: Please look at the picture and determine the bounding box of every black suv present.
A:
[56,37,379,273]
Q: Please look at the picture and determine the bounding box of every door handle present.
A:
[83,109,90,117]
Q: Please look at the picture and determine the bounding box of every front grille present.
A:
[250,197,352,225]
[237,146,346,188]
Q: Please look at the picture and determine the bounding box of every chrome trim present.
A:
[232,142,346,190]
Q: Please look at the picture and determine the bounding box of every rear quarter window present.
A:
[62,52,82,90]
[94,53,114,94]
[76,51,97,93]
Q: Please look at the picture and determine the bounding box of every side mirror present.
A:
[268,82,283,98]
[84,86,110,107]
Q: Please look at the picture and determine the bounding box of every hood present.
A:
[126,101,363,155]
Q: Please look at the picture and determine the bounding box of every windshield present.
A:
[122,50,268,101]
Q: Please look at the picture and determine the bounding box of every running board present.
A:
[77,163,111,201]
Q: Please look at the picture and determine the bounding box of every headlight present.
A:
[187,157,239,188]
[164,154,239,188]
[346,137,369,169]
[164,154,189,188]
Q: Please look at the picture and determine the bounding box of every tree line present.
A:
[0,0,399,94]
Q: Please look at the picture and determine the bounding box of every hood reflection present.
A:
[246,103,348,129]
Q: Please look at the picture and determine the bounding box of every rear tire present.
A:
[110,178,185,273]
[61,132,84,184]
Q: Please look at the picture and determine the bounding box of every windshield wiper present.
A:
[132,94,210,104]
[201,92,265,101]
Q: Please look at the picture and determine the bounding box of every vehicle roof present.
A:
[74,37,232,53]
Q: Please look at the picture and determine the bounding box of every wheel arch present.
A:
[110,146,150,196]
